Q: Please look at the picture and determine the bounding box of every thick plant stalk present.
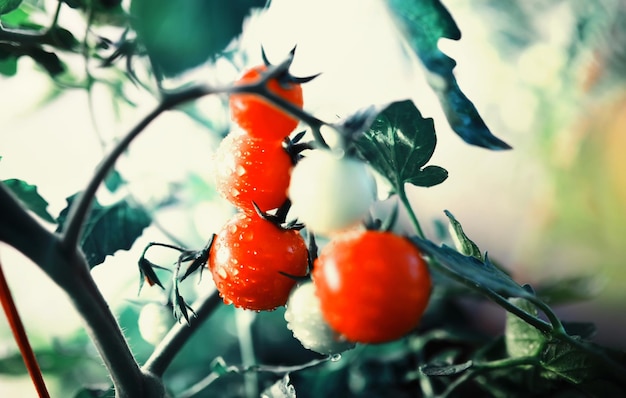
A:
[0,184,153,397]
[0,259,50,398]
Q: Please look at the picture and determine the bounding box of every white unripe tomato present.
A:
[284,281,355,355]
[288,150,376,235]
[138,303,175,345]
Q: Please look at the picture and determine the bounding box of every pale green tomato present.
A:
[138,303,175,345]
[288,150,376,235]
[284,281,355,355]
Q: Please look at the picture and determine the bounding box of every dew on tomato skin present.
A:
[230,187,240,198]
[228,224,238,234]
[241,230,254,241]
[236,165,246,176]
[217,268,228,279]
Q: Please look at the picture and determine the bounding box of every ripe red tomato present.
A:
[209,212,309,311]
[229,65,303,141]
[313,230,431,343]
[214,130,293,213]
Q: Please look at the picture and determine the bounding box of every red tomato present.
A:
[313,230,431,343]
[229,65,303,141]
[214,130,293,213]
[209,212,308,311]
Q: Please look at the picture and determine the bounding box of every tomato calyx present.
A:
[252,200,304,231]
[284,130,313,165]
[260,45,320,88]
[137,236,216,324]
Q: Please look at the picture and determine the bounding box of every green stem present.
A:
[398,186,425,238]
[142,289,223,376]
[438,356,539,398]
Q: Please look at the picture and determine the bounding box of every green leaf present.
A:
[130,0,266,77]
[444,210,482,260]
[2,178,56,223]
[540,339,598,384]
[386,0,510,150]
[505,298,545,358]
[0,5,28,24]
[0,55,17,76]
[0,0,21,15]
[355,99,448,192]
[412,237,528,298]
[56,194,151,268]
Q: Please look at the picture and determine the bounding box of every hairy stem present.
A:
[0,185,149,397]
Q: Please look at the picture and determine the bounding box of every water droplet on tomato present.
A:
[229,224,238,234]
[330,353,342,362]
[241,230,254,241]
[217,268,227,279]
[230,187,240,197]
[236,165,246,176]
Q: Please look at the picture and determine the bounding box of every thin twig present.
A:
[0,258,50,398]
[142,288,223,376]
[59,85,215,251]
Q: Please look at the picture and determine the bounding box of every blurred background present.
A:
[1,0,625,395]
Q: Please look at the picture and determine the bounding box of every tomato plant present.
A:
[229,64,304,142]
[214,129,293,213]
[313,230,431,343]
[0,1,625,397]
[208,212,308,311]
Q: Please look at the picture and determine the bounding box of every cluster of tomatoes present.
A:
[208,61,432,355]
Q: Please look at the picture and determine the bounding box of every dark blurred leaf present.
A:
[28,46,64,76]
[562,322,596,340]
[0,54,17,76]
[386,0,511,150]
[130,0,266,77]
[0,0,21,15]
[355,100,447,191]
[505,298,545,358]
[56,194,151,267]
[73,386,114,398]
[104,168,124,192]
[0,349,87,375]
[412,237,528,298]
[420,360,473,376]
[444,210,482,260]
[534,275,603,305]
[2,178,56,223]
